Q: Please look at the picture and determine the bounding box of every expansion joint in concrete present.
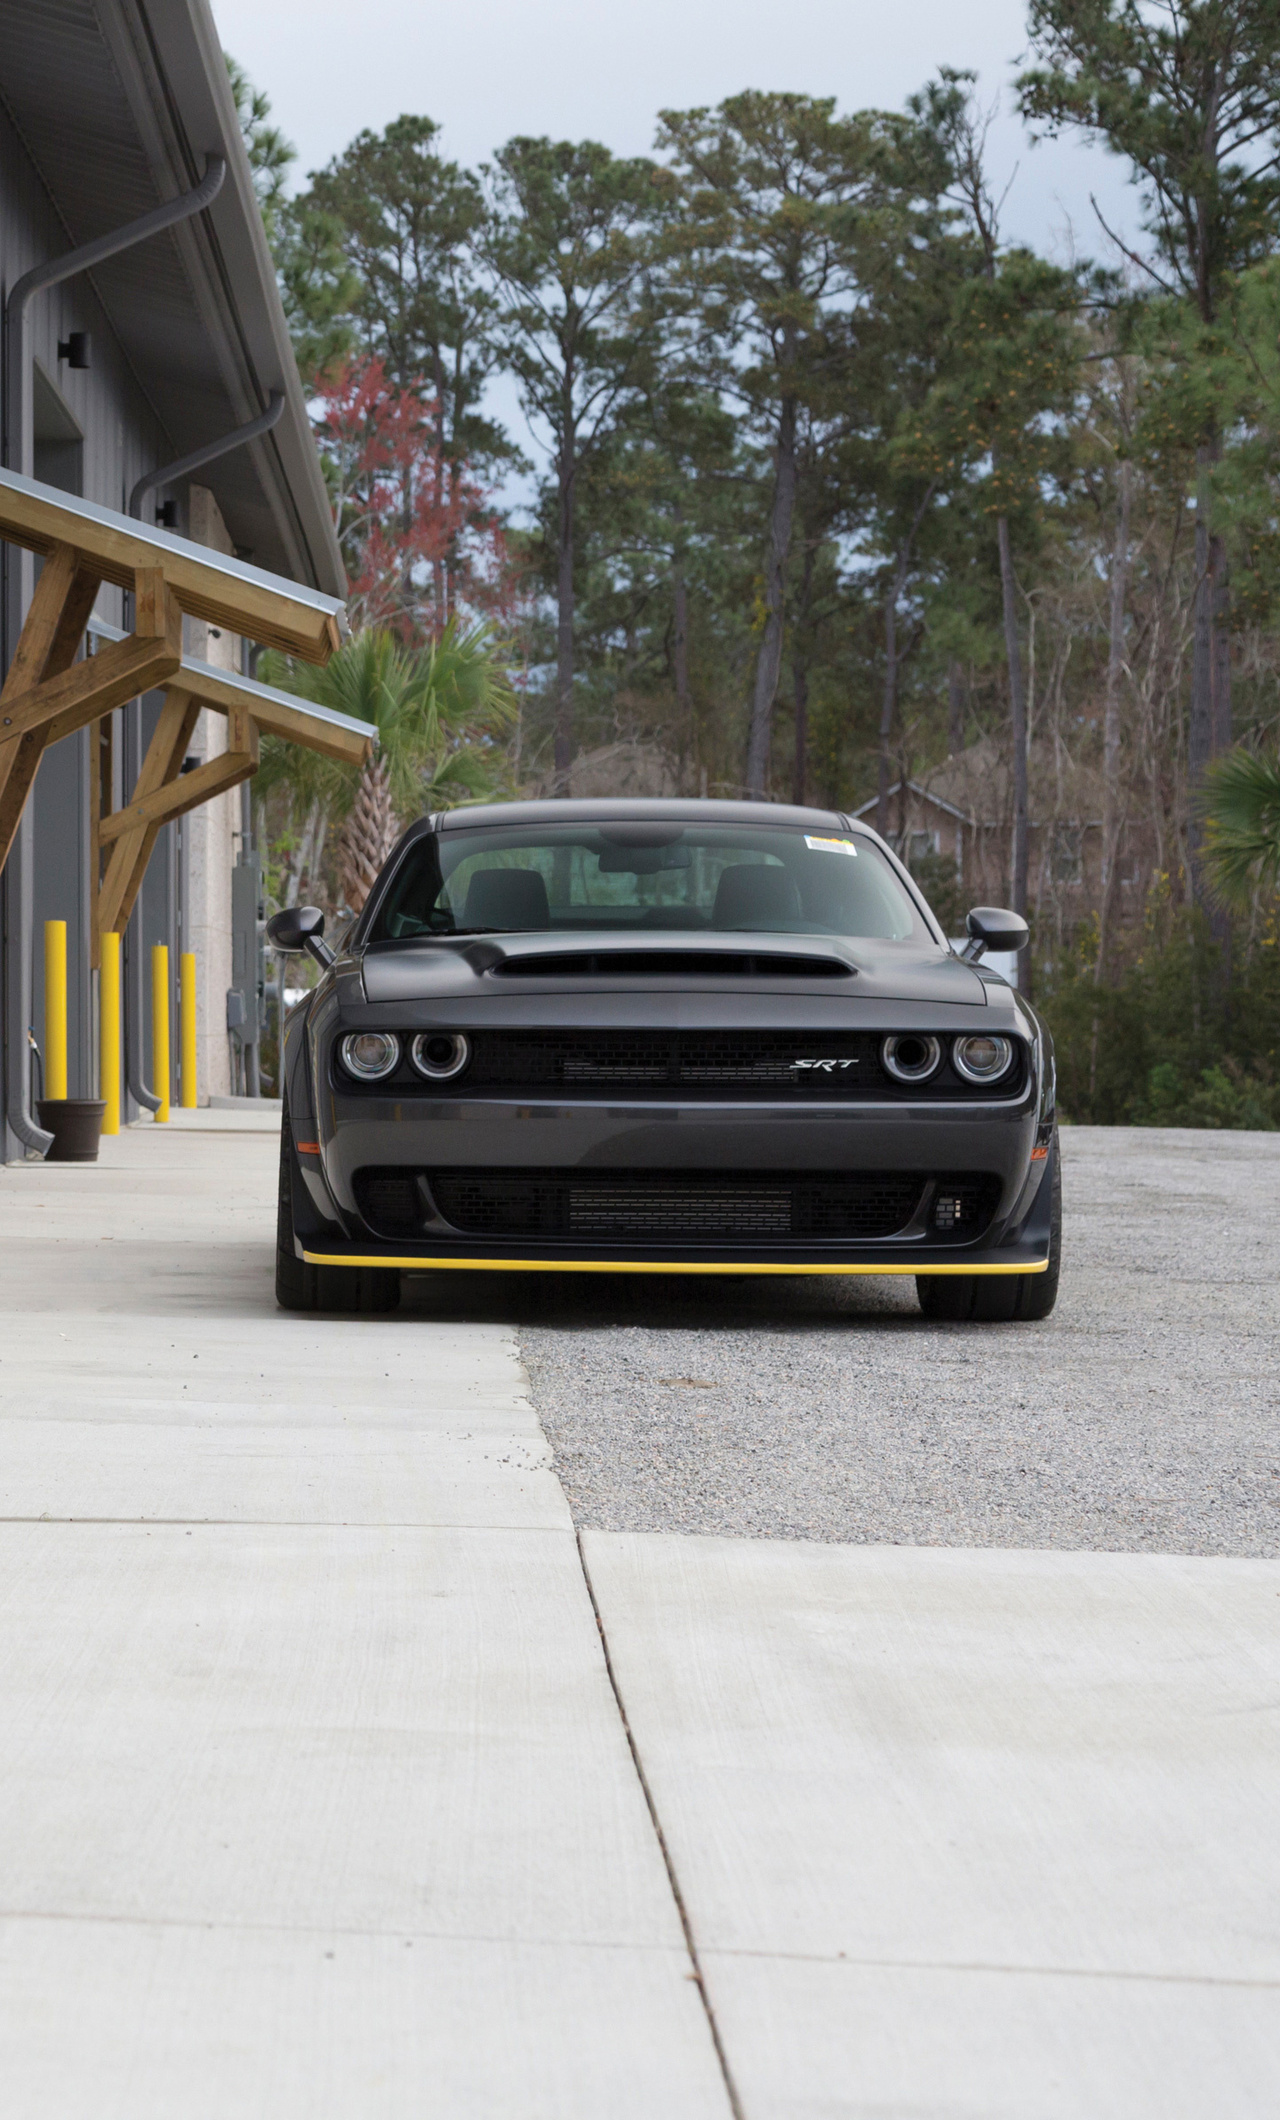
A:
[573,1525,745,2120]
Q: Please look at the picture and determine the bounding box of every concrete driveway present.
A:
[0,1121,1276,2116]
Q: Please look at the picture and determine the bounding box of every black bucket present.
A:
[36,1099,106,1162]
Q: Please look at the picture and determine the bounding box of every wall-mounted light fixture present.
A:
[57,332,91,368]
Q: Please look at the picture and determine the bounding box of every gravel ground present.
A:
[452,1129,1280,1557]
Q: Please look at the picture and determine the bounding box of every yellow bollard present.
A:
[43,920,67,1101]
[100,931,121,1135]
[151,943,170,1122]
[180,951,197,1109]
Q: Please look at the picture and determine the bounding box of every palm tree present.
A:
[258,622,517,911]
[1200,747,1280,912]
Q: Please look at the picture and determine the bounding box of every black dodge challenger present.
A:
[269,799,1060,1321]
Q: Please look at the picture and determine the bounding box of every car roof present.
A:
[431,797,857,833]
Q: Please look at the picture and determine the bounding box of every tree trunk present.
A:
[1095,457,1132,986]
[671,512,690,732]
[996,512,1031,991]
[876,572,901,840]
[792,656,809,808]
[433,350,449,625]
[1188,446,1214,905]
[745,393,797,798]
[1208,527,1233,961]
[554,419,576,795]
[876,490,936,838]
[1210,531,1232,755]
[791,538,816,808]
[947,660,964,755]
[337,755,398,916]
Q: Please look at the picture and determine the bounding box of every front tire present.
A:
[275,1111,399,1314]
[917,1148,1061,1323]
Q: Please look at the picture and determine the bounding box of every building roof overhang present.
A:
[0,0,344,596]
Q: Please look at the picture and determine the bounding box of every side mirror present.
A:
[960,906,1029,963]
[266,905,335,970]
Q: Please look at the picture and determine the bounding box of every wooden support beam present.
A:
[178,658,373,765]
[100,708,258,842]
[97,689,201,938]
[1,625,182,748]
[0,566,180,877]
[0,544,102,872]
[0,465,346,662]
[89,713,112,971]
[86,620,376,768]
[0,544,98,708]
[98,701,259,938]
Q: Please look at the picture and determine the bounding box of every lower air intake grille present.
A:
[431,1170,925,1239]
[350,1167,994,1243]
[354,1172,422,1236]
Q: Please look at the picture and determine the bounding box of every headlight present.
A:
[339,1030,401,1081]
[952,1033,1014,1085]
[881,1033,942,1083]
[411,1031,471,1081]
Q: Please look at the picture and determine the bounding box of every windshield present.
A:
[367,821,934,945]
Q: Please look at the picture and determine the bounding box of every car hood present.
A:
[359,931,990,1006]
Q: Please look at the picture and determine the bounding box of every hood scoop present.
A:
[495,947,853,981]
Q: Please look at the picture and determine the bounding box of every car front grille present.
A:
[352,1167,1003,1245]
[463,1029,878,1089]
[339,1028,1027,1100]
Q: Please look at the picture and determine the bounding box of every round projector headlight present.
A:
[881,1033,942,1084]
[952,1034,1014,1085]
[340,1030,401,1081]
[411,1031,471,1081]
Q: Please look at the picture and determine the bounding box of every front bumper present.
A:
[294,1091,1054,1277]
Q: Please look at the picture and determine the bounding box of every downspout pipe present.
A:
[2,154,226,1155]
[129,390,285,521]
[125,391,284,1111]
[3,155,226,478]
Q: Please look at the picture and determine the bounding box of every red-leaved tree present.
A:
[311,355,519,638]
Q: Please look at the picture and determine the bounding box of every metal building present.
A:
[0,0,346,1161]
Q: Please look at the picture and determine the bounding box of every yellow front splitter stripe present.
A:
[304,1251,1048,1278]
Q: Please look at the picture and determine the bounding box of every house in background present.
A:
[853,734,1144,953]
[0,0,344,1161]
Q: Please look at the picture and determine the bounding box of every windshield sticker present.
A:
[804,834,857,856]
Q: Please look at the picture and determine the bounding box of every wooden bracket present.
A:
[0,544,102,870]
[97,701,259,935]
[96,686,201,939]
[0,554,182,877]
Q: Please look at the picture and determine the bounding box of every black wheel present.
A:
[275,1109,399,1314]
[917,1148,1061,1323]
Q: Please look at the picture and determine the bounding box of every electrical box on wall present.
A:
[230,854,264,1044]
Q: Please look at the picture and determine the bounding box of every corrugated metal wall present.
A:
[0,84,180,1150]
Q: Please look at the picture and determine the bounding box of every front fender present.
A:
[281,995,345,1236]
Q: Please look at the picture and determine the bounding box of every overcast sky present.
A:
[210,0,1141,259]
